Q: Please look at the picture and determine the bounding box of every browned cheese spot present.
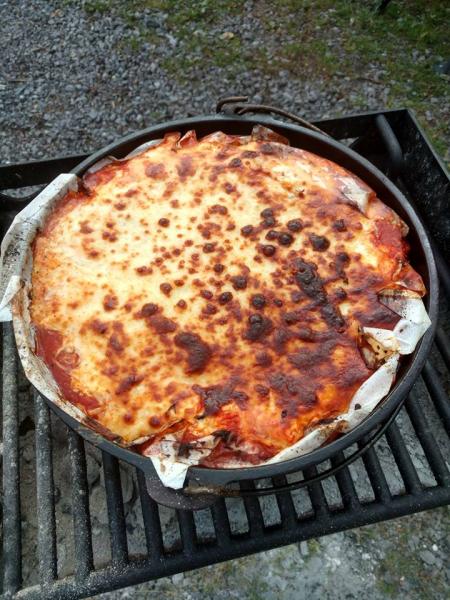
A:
[103,295,118,311]
[174,331,212,374]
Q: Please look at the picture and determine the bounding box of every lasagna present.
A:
[30,127,426,469]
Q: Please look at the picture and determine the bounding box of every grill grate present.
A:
[1,109,449,600]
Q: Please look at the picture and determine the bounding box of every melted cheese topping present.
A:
[30,128,425,466]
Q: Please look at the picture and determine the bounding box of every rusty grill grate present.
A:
[1,109,449,600]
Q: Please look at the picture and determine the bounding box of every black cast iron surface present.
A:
[1,109,449,599]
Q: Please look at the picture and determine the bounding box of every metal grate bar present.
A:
[211,499,232,546]
[271,475,297,527]
[136,471,164,560]
[176,510,197,554]
[34,394,57,585]
[331,453,361,510]
[303,466,329,518]
[0,154,88,190]
[421,363,450,435]
[102,452,128,566]
[435,328,449,370]
[405,392,450,487]
[360,445,391,504]
[2,323,22,595]
[240,481,264,535]
[385,422,422,494]
[15,486,450,600]
[375,114,403,180]
[67,431,94,580]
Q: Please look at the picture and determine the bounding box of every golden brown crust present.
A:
[30,129,425,465]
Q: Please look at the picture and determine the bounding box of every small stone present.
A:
[60,500,72,515]
[433,556,443,569]
[419,549,435,565]
[85,452,101,487]
[299,541,309,556]
[220,31,235,40]
[120,465,135,505]
[90,486,109,525]
[172,572,184,584]
[22,444,35,463]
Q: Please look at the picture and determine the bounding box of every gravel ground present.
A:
[2,1,449,599]
[3,0,445,164]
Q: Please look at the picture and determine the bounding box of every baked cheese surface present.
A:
[31,129,425,466]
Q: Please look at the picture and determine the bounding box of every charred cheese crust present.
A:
[30,129,426,466]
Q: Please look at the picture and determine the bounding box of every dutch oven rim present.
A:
[34,112,438,487]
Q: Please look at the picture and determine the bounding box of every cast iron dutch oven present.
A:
[36,98,438,509]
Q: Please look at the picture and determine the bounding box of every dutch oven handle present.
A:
[216,96,331,138]
[142,466,221,510]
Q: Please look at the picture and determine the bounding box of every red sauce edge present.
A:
[35,326,99,410]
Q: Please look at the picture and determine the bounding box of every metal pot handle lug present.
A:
[216,96,330,137]
[142,467,221,510]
